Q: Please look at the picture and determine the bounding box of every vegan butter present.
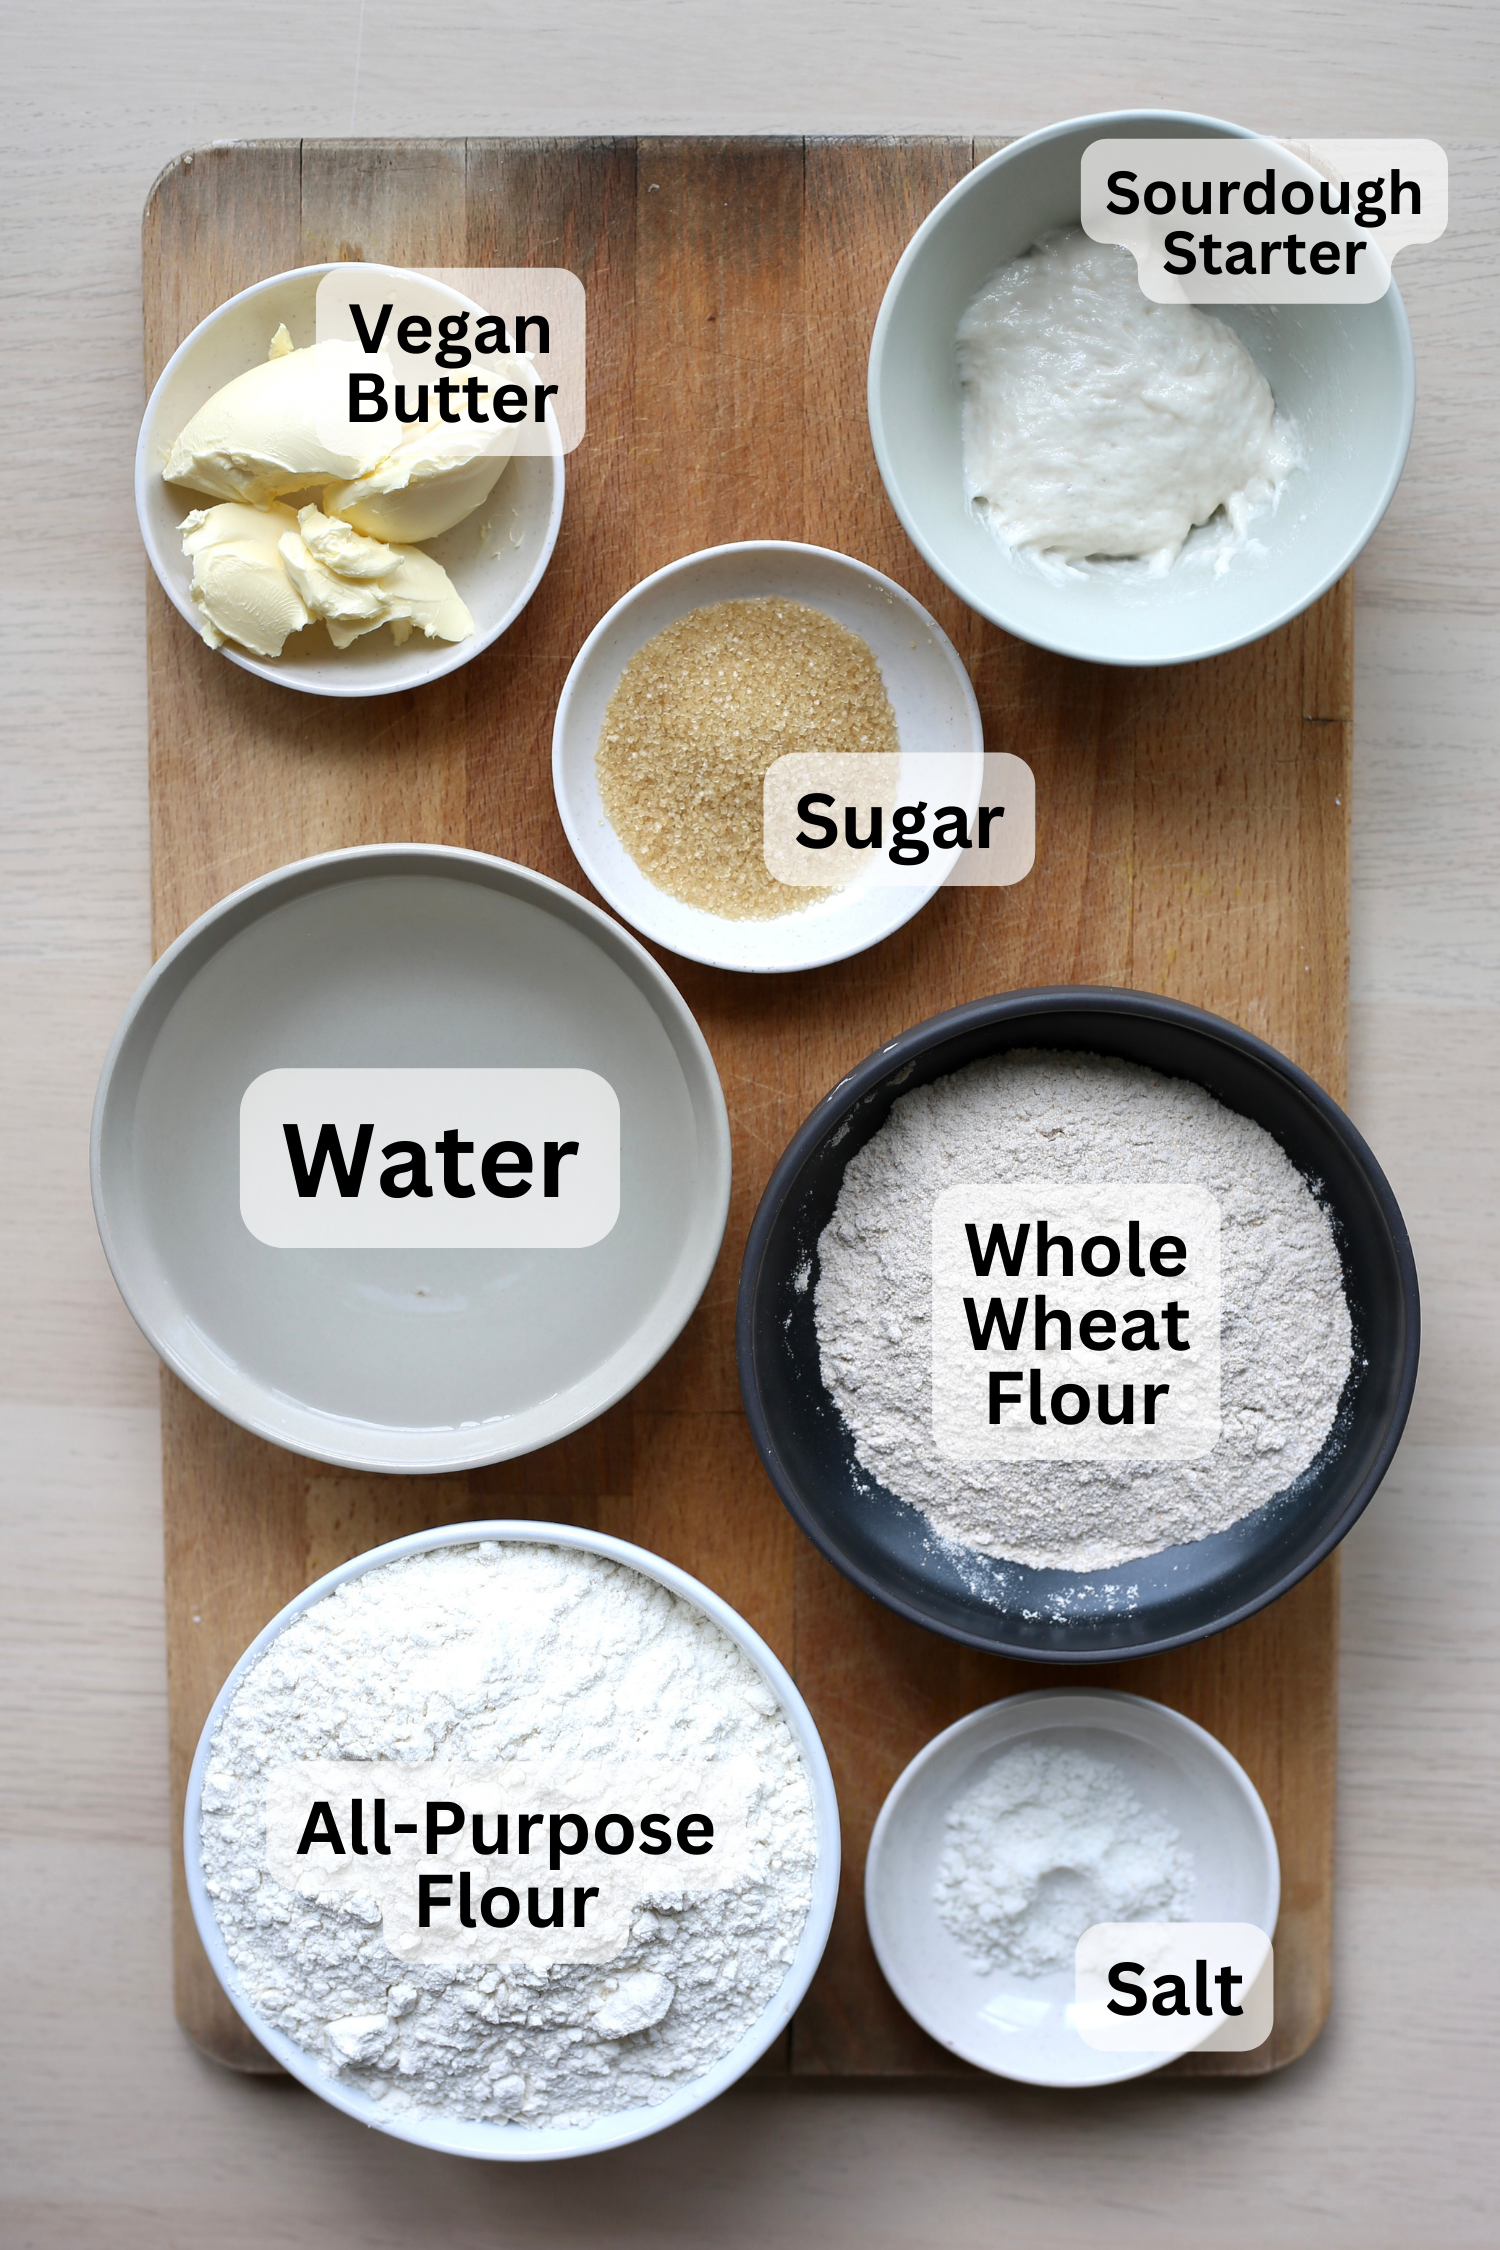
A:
[165,325,503,658]
[182,501,472,657]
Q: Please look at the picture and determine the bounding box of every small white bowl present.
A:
[865,1689,1279,2088]
[185,1519,841,2160]
[552,542,984,973]
[136,263,565,698]
[869,110,1415,666]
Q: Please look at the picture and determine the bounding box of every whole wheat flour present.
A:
[935,1741,1193,1975]
[199,1542,818,2129]
[814,1050,1353,1570]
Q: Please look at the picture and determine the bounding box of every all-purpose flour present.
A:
[814,1050,1353,1571]
[199,1542,818,2129]
[935,1742,1193,1975]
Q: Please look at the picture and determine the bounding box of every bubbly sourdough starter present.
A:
[957,229,1296,570]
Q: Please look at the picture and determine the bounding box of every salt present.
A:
[935,1741,1193,1976]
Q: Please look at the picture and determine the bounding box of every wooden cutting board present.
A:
[144,136,1349,2081]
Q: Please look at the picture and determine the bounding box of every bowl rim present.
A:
[136,259,566,699]
[736,982,1421,1659]
[551,538,985,973]
[184,1516,842,2160]
[862,1685,1280,2087]
[90,842,732,1472]
[867,107,1416,668]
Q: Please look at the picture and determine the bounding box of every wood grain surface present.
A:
[143,137,1350,2083]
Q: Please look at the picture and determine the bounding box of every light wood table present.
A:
[2,10,1496,2245]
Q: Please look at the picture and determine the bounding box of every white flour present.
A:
[935,1742,1193,1976]
[199,1542,818,2130]
[814,1050,1352,1570]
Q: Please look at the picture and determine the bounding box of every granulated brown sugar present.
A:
[596,597,901,920]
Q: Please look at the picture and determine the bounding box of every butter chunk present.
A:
[179,502,310,657]
[325,541,474,650]
[164,341,390,507]
[277,530,388,634]
[286,505,474,650]
[325,425,512,545]
[177,491,473,660]
[294,505,397,580]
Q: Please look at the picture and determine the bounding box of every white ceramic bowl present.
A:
[91,846,730,1472]
[865,1689,1279,2088]
[869,110,1415,666]
[552,542,984,972]
[136,263,565,697]
[185,1519,841,2161]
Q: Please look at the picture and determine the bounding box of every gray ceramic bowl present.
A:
[92,847,731,1471]
[868,110,1415,665]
